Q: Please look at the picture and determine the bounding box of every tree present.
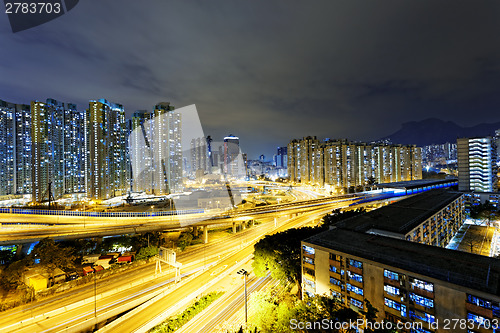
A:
[178,232,193,251]
[0,258,29,290]
[470,201,497,224]
[253,226,324,297]
[365,176,377,191]
[250,290,363,333]
[136,245,158,260]
[292,295,360,331]
[30,238,76,285]
[0,249,15,265]
[132,231,162,251]
[322,208,366,227]
[462,238,481,254]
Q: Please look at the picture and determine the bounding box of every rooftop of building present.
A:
[376,178,458,190]
[304,228,500,296]
[336,189,462,235]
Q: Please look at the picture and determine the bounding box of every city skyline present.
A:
[2,2,500,158]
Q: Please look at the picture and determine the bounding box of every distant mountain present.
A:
[380,118,500,146]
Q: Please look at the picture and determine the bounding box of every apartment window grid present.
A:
[381,267,438,328]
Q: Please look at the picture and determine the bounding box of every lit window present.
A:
[384,269,399,280]
[467,294,492,309]
[347,283,363,295]
[302,245,315,255]
[409,293,434,308]
[347,271,363,283]
[384,284,400,296]
[349,297,363,309]
[409,310,435,324]
[348,259,362,269]
[467,312,488,327]
[384,297,401,311]
[410,277,434,293]
[303,256,314,265]
[330,277,342,286]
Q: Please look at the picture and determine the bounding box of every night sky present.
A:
[1,1,500,158]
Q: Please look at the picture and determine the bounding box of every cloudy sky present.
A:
[1,1,500,158]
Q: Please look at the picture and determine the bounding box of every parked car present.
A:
[66,272,79,281]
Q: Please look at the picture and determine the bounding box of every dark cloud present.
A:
[1,1,500,158]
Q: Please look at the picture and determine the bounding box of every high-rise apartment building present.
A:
[151,102,181,194]
[31,99,66,202]
[190,137,210,178]
[63,102,85,194]
[223,135,245,179]
[14,103,32,195]
[0,101,32,196]
[288,137,422,193]
[0,100,16,196]
[1,100,42,197]
[457,137,497,192]
[128,103,182,194]
[422,142,457,165]
[130,110,153,193]
[274,146,287,168]
[274,146,288,177]
[86,99,129,200]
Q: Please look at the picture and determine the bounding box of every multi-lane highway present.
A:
[0,187,407,332]
[0,200,350,333]
[97,207,337,333]
[0,193,364,245]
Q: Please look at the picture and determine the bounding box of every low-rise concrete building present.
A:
[302,229,500,333]
[337,189,465,247]
[300,189,500,332]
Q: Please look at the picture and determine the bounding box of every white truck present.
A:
[82,254,101,265]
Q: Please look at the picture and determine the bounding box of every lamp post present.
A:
[237,269,249,327]
[94,270,97,318]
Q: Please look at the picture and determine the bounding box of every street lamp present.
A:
[94,270,97,318]
[237,269,249,327]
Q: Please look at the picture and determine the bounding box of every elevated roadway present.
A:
[0,206,338,333]
[0,194,364,245]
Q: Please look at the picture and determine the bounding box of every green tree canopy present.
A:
[178,232,193,251]
[470,201,498,224]
[0,258,29,290]
[136,245,159,260]
[253,226,324,296]
[30,238,76,284]
[322,208,365,226]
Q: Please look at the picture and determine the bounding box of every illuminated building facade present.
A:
[14,103,32,195]
[63,102,85,194]
[288,137,422,193]
[335,189,465,247]
[457,137,497,192]
[130,110,153,192]
[223,135,245,179]
[128,103,181,194]
[0,100,16,196]
[274,146,288,177]
[151,102,181,194]
[0,100,31,196]
[86,99,129,200]
[301,190,500,333]
[302,230,500,333]
[191,137,210,178]
[31,99,66,202]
